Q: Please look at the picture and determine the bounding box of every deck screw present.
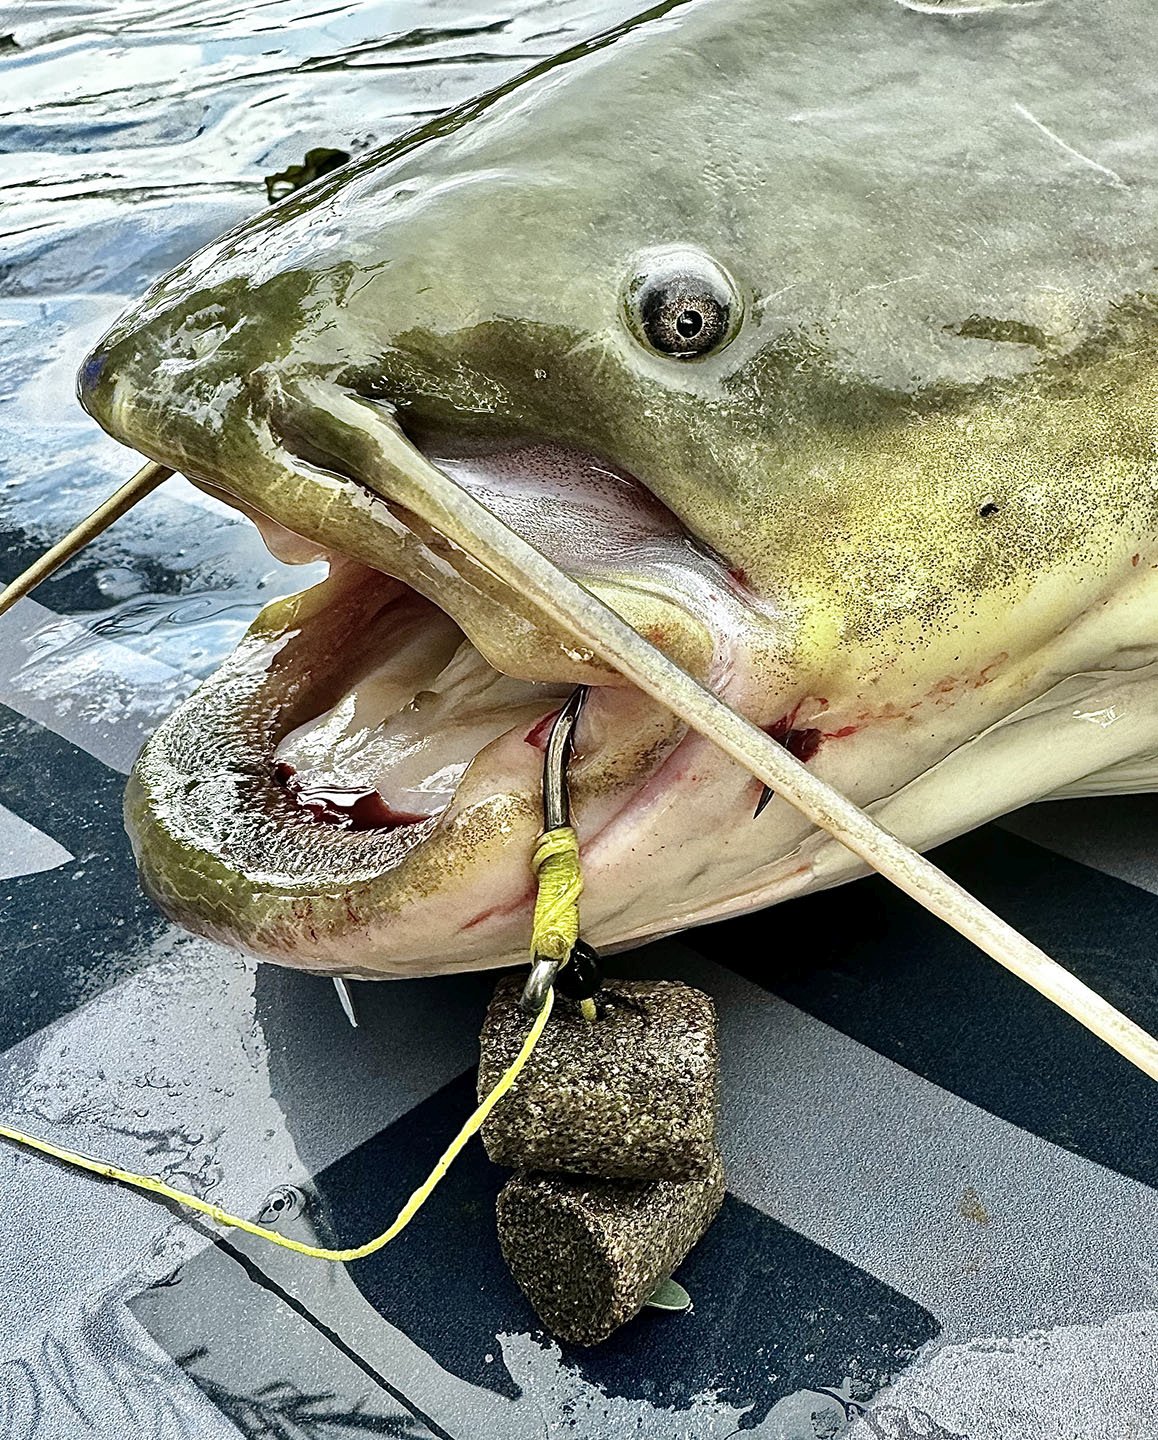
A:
[259,1184,307,1224]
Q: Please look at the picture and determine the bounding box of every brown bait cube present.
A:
[496,1155,725,1346]
[478,977,719,1180]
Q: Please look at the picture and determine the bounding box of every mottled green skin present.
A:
[80,0,1158,972]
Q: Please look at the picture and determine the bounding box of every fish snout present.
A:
[75,322,174,463]
[76,323,176,452]
[77,287,274,481]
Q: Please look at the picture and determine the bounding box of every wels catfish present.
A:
[77,0,1157,978]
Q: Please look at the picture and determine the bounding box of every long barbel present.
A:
[0,461,172,619]
[294,379,1158,1085]
[6,399,1157,1080]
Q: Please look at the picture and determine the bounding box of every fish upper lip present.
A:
[262,391,749,688]
[81,327,751,702]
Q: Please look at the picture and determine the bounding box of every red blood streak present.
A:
[764,709,824,763]
[462,905,499,931]
[524,708,562,749]
[272,762,425,832]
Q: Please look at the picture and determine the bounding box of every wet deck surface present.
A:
[2,1,1157,1434]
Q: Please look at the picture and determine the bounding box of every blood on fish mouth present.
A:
[271,761,429,831]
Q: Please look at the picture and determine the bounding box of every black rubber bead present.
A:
[556,940,603,1000]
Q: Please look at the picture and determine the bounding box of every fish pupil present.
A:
[623,247,741,358]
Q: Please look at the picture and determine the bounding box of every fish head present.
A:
[78,0,1158,975]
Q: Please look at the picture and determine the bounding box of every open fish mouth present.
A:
[112,397,798,977]
[260,434,733,836]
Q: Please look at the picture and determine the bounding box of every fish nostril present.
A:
[76,342,120,425]
[77,346,107,401]
[166,302,240,364]
[184,302,229,334]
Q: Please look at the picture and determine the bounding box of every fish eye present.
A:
[622,246,741,360]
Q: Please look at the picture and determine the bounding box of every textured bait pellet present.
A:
[478,977,719,1180]
[497,1156,725,1346]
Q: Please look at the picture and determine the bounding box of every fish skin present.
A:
[78,0,1158,975]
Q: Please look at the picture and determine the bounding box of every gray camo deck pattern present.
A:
[1,0,1155,1433]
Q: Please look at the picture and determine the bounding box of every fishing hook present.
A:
[521,686,588,1016]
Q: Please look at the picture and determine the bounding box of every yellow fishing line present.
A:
[531,825,596,1020]
[0,988,554,1262]
[0,809,585,1258]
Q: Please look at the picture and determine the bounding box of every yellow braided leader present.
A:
[0,826,584,1261]
[0,989,553,1261]
[530,825,595,1022]
[530,826,583,962]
